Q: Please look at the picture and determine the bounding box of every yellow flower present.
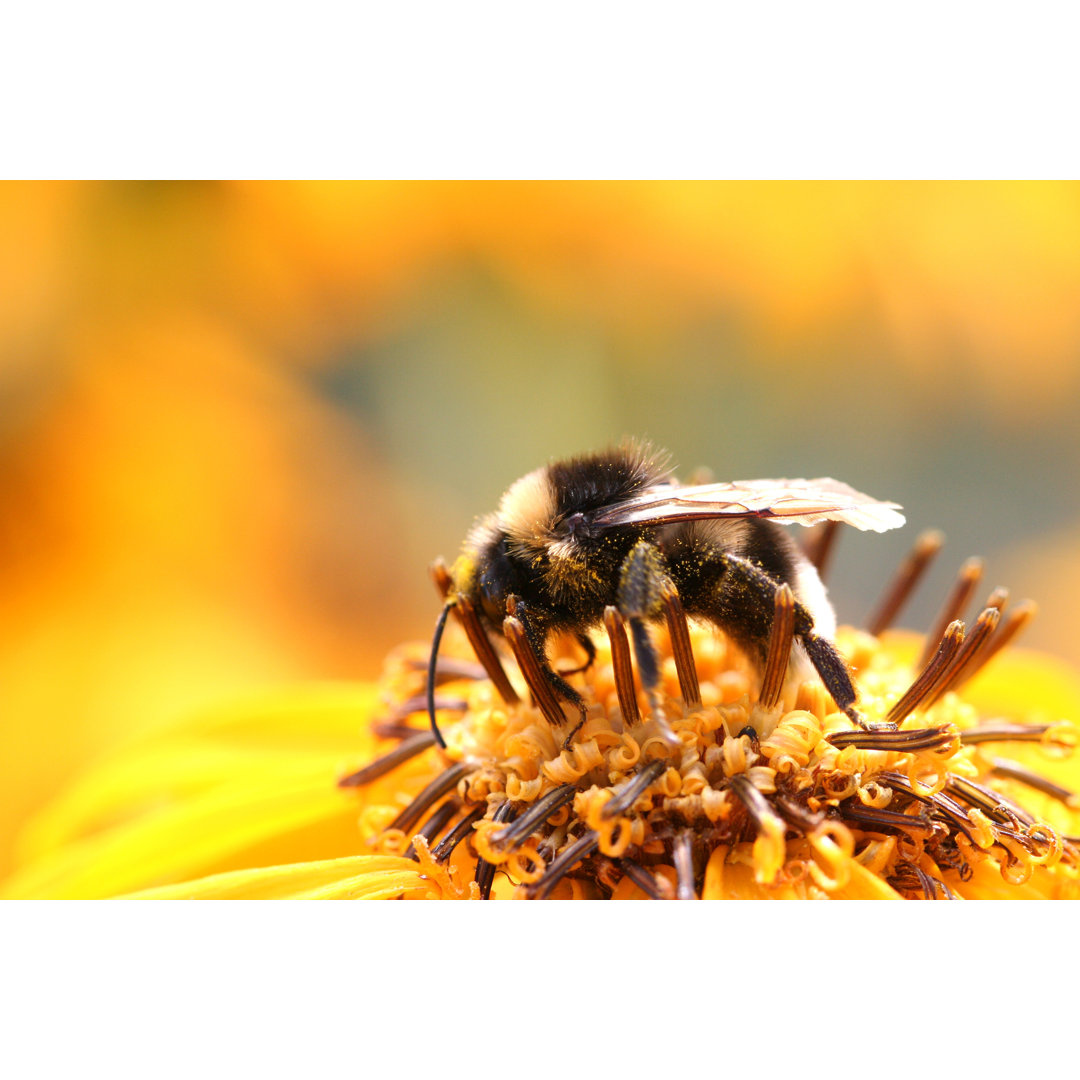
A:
[4,525,1080,901]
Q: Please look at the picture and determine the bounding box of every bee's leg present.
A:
[557,633,597,677]
[719,553,860,724]
[616,541,679,742]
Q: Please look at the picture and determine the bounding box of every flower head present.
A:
[4,530,1079,900]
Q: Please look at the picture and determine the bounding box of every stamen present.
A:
[917,557,983,668]
[989,758,1080,810]
[729,775,787,884]
[878,771,983,844]
[475,800,519,900]
[405,657,487,682]
[404,800,461,860]
[375,694,467,739]
[338,731,437,788]
[601,760,667,820]
[773,794,824,834]
[456,595,520,706]
[946,775,1036,827]
[837,803,936,836]
[661,584,701,708]
[503,613,570,729]
[954,600,1037,688]
[430,558,453,599]
[388,761,471,835]
[604,606,640,726]
[759,583,795,709]
[827,726,957,752]
[432,558,519,705]
[890,861,953,900]
[884,620,965,725]
[866,529,945,636]
[372,720,431,741]
[673,831,697,899]
[525,831,600,899]
[959,720,1058,746]
[618,859,667,899]
[432,804,487,864]
[925,605,1001,705]
[489,784,577,850]
[803,519,840,581]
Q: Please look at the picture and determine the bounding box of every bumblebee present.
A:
[428,441,904,746]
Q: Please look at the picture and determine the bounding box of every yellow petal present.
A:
[0,758,362,899]
[118,854,434,900]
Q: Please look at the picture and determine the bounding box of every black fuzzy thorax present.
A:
[546,444,671,520]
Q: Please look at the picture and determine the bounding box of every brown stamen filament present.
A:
[827,726,956,753]
[338,731,437,788]
[954,600,1037,688]
[475,800,519,900]
[890,862,953,900]
[601,760,667,820]
[455,595,520,705]
[926,606,1001,706]
[959,720,1055,746]
[673,831,697,899]
[374,694,468,737]
[661,585,701,708]
[917,557,983,668]
[604,606,641,726]
[618,859,667,899]
[773,794,823,834]
[430,558,453,599]
[989,758,1080,809]
[866,529,945,636]
[803,519,840,581]
[432,804,487,864]
[404,800,461,860]
[729,774,781,833]
[503,614,570,729]
[838,803,936,836]
[526,832,600,899]
[405,657,488,682]
[878,771,988,846]
[389,761,471,835]
[490,784,577,850]
[946,775,1036,827]
[884,620,965,725]
[759,583,795,709]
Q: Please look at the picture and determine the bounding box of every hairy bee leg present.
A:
[616,541,678,737]
[557,633,597,677]
[720,553,861,724]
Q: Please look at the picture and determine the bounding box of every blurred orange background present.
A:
[3,180,1080,879]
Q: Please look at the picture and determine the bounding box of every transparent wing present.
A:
[589,478,905,533]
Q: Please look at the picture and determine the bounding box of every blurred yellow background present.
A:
[3,180,1080,879]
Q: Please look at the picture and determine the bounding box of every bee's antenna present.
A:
[427,601,455,750]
